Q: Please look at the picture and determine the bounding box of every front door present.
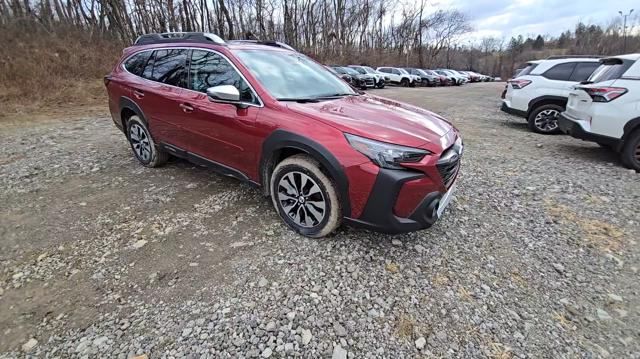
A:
[179,49,261,178]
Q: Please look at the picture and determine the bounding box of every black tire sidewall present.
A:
[528,104,563,134]
[622,131,640,171]
[271,163,334,237]
[126,116,156,166]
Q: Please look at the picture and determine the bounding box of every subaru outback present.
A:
[105,32,463,238]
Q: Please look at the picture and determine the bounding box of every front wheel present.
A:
[270,155,341,238]
[376,82,385,89]
[400,78,409,87]
[527,104,563,134]
[621,130,640,171]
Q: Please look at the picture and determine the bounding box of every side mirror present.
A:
[206,85,240,102]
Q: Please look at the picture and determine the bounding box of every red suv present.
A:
[105,33,463,238]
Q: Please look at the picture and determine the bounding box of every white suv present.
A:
[377,67,420,87]
[559,53,640,171]
[501,56,601,134]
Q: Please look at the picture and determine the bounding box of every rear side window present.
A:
[589,60,635,83]
[569,62,599,81]
[379,68,390,73]
[150,49,188,87]
[124,51,152,76]
[542,62,577,81]
[189,50,256,103]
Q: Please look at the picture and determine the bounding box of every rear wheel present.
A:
[527,104,563,134]
[621,130,640,171]
[270,155,341,238]
[126,115,168,167]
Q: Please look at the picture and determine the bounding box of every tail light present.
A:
[581,87,628,102]
[508,79,531,89]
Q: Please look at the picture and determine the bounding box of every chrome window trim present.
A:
[121,46,264,108]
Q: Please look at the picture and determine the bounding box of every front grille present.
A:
[436,143,462,188]
[365,78,375,86]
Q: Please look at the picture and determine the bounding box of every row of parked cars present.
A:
[327,65,494,89]
[501,54,640,171]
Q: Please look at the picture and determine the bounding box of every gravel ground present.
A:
[1,82,639,358]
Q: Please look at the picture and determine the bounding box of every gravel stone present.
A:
[1,84,638,358]
[21,338,37,353]
[332,345,347,359]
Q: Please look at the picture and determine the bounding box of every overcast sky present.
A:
[436,0,637,42]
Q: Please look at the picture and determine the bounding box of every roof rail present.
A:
[134,32,226,46]
[227,40,297,52]
[545,55,602,60]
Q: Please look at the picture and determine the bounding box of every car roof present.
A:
[602,53,640,61]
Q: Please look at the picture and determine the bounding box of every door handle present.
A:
[133,89,145,99]
[179,103,194,113]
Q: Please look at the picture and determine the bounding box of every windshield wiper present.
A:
[313,93,357,99]
[277,97,321,103]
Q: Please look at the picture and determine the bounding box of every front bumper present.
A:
[344,169,449,234]
[558,113,621,150]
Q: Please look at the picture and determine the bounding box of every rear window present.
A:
[569,62,600,81]
[516,63,538,77]
[588,59,635,83]
[124,51,152,76]
[542,62,576,81]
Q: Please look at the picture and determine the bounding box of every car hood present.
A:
[285,95,456,151]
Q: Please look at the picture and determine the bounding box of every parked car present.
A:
[423,69,448,86]
[450,70,471,83]
[332,66,373,89]
[326,65,353,84]
[501,56,601,134]
[559,53,640,171]
[377,67,419,87]
[348,65,388,88]
[105,32,464,238]
[404,68,439,86]
[435,70,464,86]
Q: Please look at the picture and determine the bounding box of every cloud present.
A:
[449,0,637,41]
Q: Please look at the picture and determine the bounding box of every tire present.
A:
[270,154,341,238]
[126,115,168,167]
[376,82,385,89]
[400,78,409,87]
[621,129,640,171]
[527,104,563,134]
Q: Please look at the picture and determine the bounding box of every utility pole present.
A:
[619,9,634,53]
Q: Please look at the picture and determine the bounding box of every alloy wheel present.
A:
[534,109,560,132]
[277,171,326,228]
[129,123,151,162]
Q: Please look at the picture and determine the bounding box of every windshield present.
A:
[350,67,366,74]
[398,68,409,75]
[234,50,356,99]
[416,69,429,76]
[363,66,376,73]
[588,60,634,83]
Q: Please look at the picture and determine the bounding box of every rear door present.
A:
[134,49,190,147]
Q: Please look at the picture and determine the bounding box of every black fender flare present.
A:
[527,95,568,116]
[623,117,640,142]
[119,96,148,131]
[260,130,351,217]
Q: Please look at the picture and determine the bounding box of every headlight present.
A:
[345,133,431,169]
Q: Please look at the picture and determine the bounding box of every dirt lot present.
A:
[1,82,639,358]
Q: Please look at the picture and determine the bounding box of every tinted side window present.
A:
[189,50,256,103]
[124,51,152,76]
[569,62,599,81]
[150,49,188,87]
[543,62,577,81]
[379,68,389,73]
[392,69,400,75]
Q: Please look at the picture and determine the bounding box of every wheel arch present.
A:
[260,130,351,217]
[527,95,567,117]
[622,117,640,143]
[119,97,148,132]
